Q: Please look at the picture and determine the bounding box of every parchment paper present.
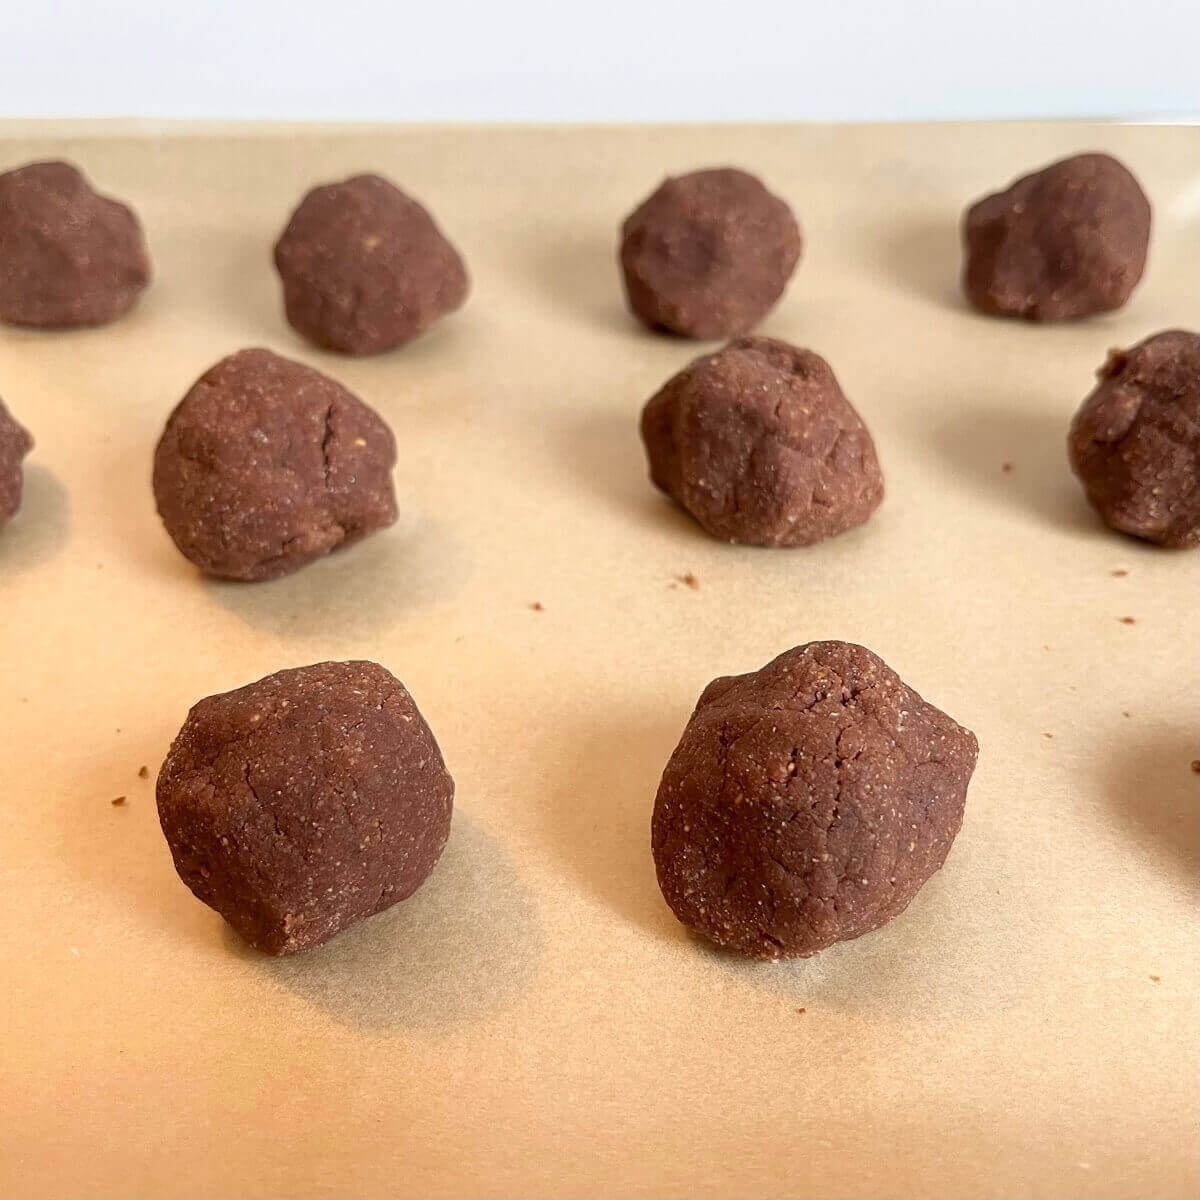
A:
[0,122,1196,1200]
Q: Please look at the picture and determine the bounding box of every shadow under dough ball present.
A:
[0,398,33,530]
[273,173,469,354]
[0,160,151,328]
[1069,329,1200,548]
[641,336,883,545]
[962,152,1150,321]
[620,167,801,338]
[652,641,979,960]
[157,660,454,955]
[153,348,398,581]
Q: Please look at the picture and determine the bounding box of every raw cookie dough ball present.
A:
[0,398,33,530]
[652,641,978,960]
[640,336,883,545]
[0,160,151,328]
[1069,330,1200,548]
[153,347,398,581]
[157,660,454,955]
[620,167,801,338]
[273,173,469,354]
[962,153,1150,321]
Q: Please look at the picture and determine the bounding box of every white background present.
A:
[1,0,1198,122]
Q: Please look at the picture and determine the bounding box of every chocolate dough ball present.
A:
[1069,330,1200,548]
[641,336,883,546]
[962,153,1150,321]
[0,160,151,328]
[273,173,469,354]
[620,167,801,338]
[157,660,454,955]
[0,398,33,530]
[652,641,978,960]
[153,348,398,581]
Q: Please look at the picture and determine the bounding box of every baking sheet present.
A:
[0,122,1196,1200]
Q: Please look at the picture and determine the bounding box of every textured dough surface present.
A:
[274,173,469,354]
[652,641,978,959]
[0,160,151,328]
[620,167,801,338]
[641,336,883,545]
[0,397,33,529]
[157,660,454,955]
[153,347,398,580]
[962,152,1150,321]
[1069,329,1200,548]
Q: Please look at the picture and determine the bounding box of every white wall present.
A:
[2,0,1197,122]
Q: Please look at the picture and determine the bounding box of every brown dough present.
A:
[620,167,801,338]
[962,153,1150,321]
[153,348,398,581]
[274,173,469,354]
[1069,330,1200,548]
[641,336,883,545]
[157,660,454,955]
[652,641,979,960]
[0,397,33,530]
[0,160,151,328]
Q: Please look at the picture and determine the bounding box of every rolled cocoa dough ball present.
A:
[153,348,398,581]
[652,641,978,960]
[640,336,883,545]
[962,152,1150,321]
[620,167,801,338]
[0,160,151,328]
[1069,330,1200,548]
[273,173,469,354]
[0,398,33,530]
[157,660,454,955]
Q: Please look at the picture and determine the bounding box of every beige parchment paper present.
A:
[0,122,1196,1200]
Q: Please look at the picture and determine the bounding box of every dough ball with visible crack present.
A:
[157,660,454,955]
[962,153,1150,321]
[0,397,33,530]
[274,173,469,354]
[620,167,801,338]
[153,348,397,581]
[1069,329,1200,548]
[651,641,978,960]
[0,159,151,328]
[640,336,883,545]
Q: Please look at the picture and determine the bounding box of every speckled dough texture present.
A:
[0,398,33,530]
[641,336,883,546]
[274,173,469,354]
[962,152,1150,321]
[157,660,454,955]
[652,641,978,960]
[620,167,801,338]
[153,348,398,581]
[0,160,150,328]
[1069,330,1200,548]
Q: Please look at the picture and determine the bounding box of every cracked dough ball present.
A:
[273,173,469,354]
[962,153,1150,321]
[640,336,883,545]
[157,660,454,955]
[652,641,978,960]
[620,167,801,338]
[0,160,151,328]
[153,348,398,581]
[1069,330,1200,548]
[0,397,33,531]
